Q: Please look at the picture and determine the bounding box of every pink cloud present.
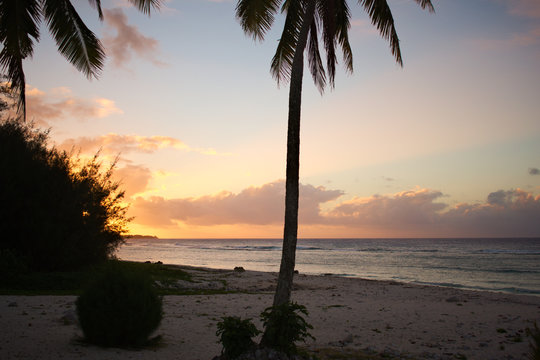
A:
[26,86,122,124]
[103,8,167,68]
[128,181,540,237]
[474,25,540,50]
[129,180,343,227]
[325,189,447,228]
[443,189,540,237]
[505,0,540,19]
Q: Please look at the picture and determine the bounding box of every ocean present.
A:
[116,238,540,296]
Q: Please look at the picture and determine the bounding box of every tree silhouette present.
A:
[236,0,434,307]
[0,0,160,118]
[0,118,130,271]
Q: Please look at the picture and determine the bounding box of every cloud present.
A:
[110,0,177,14]
[103,8,167,68]
[26,85,122,124]
[443,189,540,237]
[127,181,540,237]
[114,164,153,198]
[58,133,223,157]
[350,19,378,36]
[504,0,540,18]
[473,25,540,50]
[325,188,540,236]
[529,167,540,175]
[129,180,343,227]
[473,1,540,51]
[324,188,447,228]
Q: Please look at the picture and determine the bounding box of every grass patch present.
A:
[0,260,193,295]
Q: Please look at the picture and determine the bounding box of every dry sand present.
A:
[1,265,539,359]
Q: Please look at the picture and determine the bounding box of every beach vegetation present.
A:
[0,119,128,272]
[0,260,193,295]
[76,261,163,347]
[260,302,314,355]
[527,322,540,360]
[235,0,435,310]
[216,316,261,359]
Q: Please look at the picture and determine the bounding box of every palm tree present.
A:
[236,0,434,307]
[0,0,160,119]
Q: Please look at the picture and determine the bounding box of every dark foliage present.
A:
[76,261,163,347]
[0,119,129,271]
[217,316,261,359]
[260,302,314,355]
[527,322,540,360]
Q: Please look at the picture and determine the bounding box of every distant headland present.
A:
[124,234,159,240]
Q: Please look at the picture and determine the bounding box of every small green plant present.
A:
[76,262,163,347]
[216,316,260,359]
[260,302,315,355]
[527,322,540,360]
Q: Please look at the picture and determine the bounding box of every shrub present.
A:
[216,316,261,359]
[527,322,540,360]
[260,302,315,355]
[76,261,163,347]
[0,119,129,271]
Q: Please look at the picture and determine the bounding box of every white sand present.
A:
[1,266,539,359]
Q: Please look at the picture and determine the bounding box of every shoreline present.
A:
[1,264,540,359]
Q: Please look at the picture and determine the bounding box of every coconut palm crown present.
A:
[237,0,434,91]
[0,0,161,119]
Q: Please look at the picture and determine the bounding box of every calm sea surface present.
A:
[116,238,540,296]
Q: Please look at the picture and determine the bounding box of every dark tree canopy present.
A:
[0,118,129,271]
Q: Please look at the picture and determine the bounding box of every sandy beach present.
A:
[1,265,539,360]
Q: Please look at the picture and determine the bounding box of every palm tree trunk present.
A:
[272,0,317,308]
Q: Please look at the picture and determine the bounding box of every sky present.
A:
[20,0,540,238]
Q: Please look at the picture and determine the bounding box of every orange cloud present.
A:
[26,86,122,124]
[58,133,221,156]
[103,8,167,68]
[113,164,153,198]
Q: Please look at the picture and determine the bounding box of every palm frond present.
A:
[270,0,304,84]
[43,0,105,79]
[236,0,282,41]
[87,0,104,20]
[359,0,402,66]
[0,0,41,117]
[335,0,353,74]
[412,0,435,13]
[127,0,162,16]
[307,18,326,92]
[317,0,338,86]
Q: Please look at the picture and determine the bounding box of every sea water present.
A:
[116,238,540,296]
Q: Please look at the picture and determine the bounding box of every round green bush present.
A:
[76,262,163,347]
